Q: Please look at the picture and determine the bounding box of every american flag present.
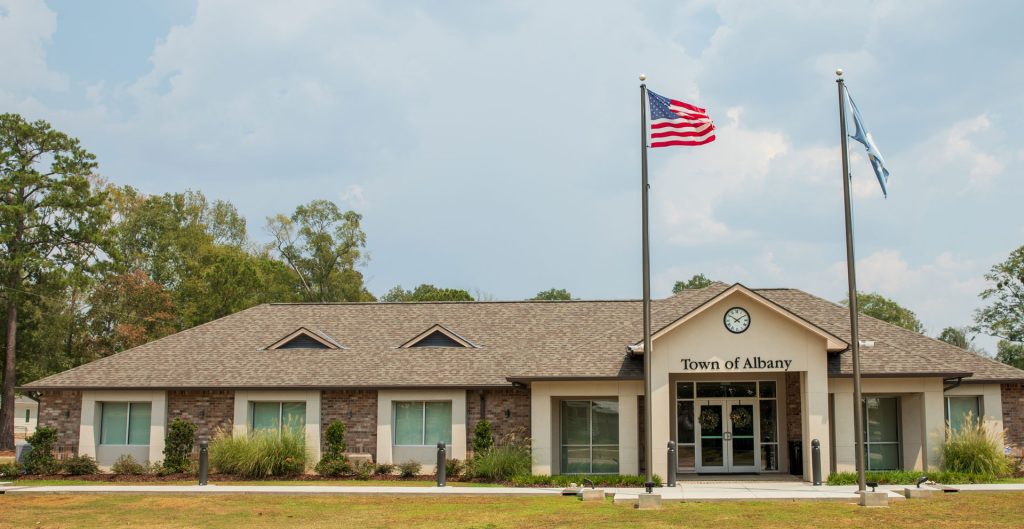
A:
[647,90,716,148]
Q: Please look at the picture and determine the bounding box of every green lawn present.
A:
[2,492,1024,529]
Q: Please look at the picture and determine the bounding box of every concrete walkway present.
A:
[3,481,1022,501]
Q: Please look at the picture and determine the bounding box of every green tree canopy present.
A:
[974,245,1024,343]
[380,284,473,302]
[841,292,926,334]
[267,200,373,302]
[531,288,572,301]
[995,340,1024,370]
[1,113,110,450]
[937,327,969,349]
[672,273,714,293]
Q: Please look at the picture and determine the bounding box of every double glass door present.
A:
[696,399,758,473]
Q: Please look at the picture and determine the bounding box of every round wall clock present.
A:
[724,307,750,334]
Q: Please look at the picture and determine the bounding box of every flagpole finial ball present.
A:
[835,68,844,77]
[639,74,646,82]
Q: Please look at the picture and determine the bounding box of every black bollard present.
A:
[198,440,209,486]
[811,439,822,486]
[667,441,677,487]
[436,442,446,487]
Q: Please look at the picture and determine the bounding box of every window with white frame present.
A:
[945,396,982,434]
[394,401,452,446]
[100,402,151,445]
[251,402,306,433]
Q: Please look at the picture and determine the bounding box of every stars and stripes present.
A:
[647,90,716,148]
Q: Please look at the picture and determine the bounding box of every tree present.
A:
[267,200,373,302]
[841,292,926,334]
[936,326,986,356]
[531,288,572,301]
[380,284,473,302]
[974,245,1024,343]
[995,340,1024,370]
[1,114,109,450]
[672,273,714,293]
[82,269,176,359]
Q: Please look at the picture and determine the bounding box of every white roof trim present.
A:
[265,327,344,350]
[400,324,478,349]
[631,283,847,353]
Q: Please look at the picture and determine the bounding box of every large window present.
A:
[251,402,306,433]
[945,396,982,434]
[862,397,900,470]
[394,401,452,446]
[560,399,619,474]
[100,402,151,445]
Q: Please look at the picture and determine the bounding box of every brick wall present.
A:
[785,372,802,442]
[37,391,82,457]
[465,388,530,457]
[166,390,235,443]
[1002,383,1024,448]
[321,390,378,458]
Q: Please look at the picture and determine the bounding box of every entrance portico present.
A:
[642,284,845,481]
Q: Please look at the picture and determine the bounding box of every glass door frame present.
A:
[695,399,760,473]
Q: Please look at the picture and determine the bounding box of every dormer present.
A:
[400,324,477,349]
[266,327,344,350]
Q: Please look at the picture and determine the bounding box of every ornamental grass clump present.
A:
[942,413,1011,477]
[468,430,532,482]
[209,427,308,478]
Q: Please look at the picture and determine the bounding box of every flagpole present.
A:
[639,74,654,485]
[836,69,868,494]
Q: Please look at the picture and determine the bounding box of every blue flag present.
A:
[847,91,890,197]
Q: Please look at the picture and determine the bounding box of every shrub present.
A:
[163,419,198,474]
[445,458,464,478]
[510,474,662,487]
[23,426,60,475]
[61,455,99,476]
[111,454,149,475]
[827,470,1002,485]
[398,460,422,478]
[0,462,23,479]
[942,414,1011,476]
[374,463,396,476]
[322,421,347,461]
[315,457,351,477]
[352,459,375,480]
[468,441,531,481]
[471,420,494,456]
[209,428,308,478]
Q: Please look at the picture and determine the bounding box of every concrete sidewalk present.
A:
[3,481,1022,501]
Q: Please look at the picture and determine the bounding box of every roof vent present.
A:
[266,328,342,350]
[401,324,477,349]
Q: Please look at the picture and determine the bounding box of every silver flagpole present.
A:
[639,74,654,485]
[836,69,867,494]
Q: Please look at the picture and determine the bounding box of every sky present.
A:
[1,0,1021,352]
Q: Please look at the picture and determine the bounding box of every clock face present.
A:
[724,307,751,334]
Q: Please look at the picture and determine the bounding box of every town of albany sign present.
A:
[680,356,794,371]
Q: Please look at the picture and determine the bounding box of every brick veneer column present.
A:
[321,390,378,458]
[1002,383,1024,448]
[37,391,82,456]
[785,372,802,442]
[166,390,235,443]
[465,388,530,457]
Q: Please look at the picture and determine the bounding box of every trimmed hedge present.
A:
[511,474,663,487]
[827,470,1005,485]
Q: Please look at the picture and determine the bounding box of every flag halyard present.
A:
[647,90,716,147]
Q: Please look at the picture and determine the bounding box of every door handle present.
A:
[723,432,733,441]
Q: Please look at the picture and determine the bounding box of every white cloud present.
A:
[0,0,65,93]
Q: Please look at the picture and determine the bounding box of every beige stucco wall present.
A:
[529,380,642,476]
[14,397,38,439]
[79,390,168,467]
[375,389,466,471]
[829,377,945,472]
[233,389,322,462]
[650,290,831,480]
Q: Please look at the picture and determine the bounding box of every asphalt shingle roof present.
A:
[23,283,1024,390]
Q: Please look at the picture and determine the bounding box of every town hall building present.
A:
[21,282,1024,480]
